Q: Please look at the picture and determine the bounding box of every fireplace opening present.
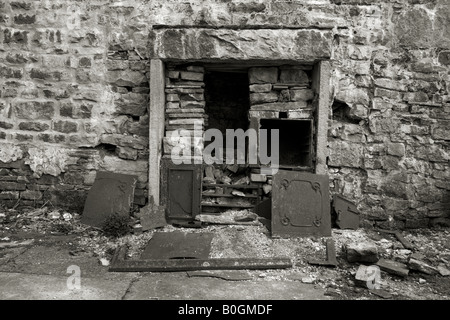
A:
[259,119,313,169]
[204,70,250,141]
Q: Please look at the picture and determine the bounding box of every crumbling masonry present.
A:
[0,0,449,229]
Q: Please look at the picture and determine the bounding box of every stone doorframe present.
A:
[148,28,332,205]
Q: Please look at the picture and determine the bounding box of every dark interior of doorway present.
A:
[204,70,250,141]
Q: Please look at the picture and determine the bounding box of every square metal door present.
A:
[272,170,331,238]
[161,159,202,222]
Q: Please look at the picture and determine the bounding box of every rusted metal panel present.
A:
[333,194,359,230]
[140,232,214,260]
[161,160,202,221]
[110,258,292,272]
[272,170,331,238]
[109,246,292,272]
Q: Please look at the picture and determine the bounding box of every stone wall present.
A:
[0,0,449,228]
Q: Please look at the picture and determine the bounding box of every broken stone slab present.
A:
[137,203,167,232]
[376,258,409,278]
[408,258,439,275]
[324,288,342,298]
[437,264,450,277]
[355,265,382,289]
[369,288,392,299]
[345,241,379,263]
[81,171,138,228]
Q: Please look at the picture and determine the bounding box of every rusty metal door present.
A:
[161,159,202,222]
[272,170,331,238]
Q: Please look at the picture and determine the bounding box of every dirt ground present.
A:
[1,205,449,300]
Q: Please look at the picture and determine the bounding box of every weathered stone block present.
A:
[249,67,278,84]
[100,134,148,150]
[430,218,450,228]
[374,88,402,100]
[415,145,449,163]
[107,70,147,87]
[387,142,405,157]
[14,14,35,24]
[10,2,33,10]
[0,122,13,129]
[431,121,450,140]
[166,94,180,102]
[18,122,49,132]
[250,92,279,105]
[180,93,203,101]
[126,121,149,137]
[167,71,180,79]
[0,181,26,191]
[14,101,54,120]
[394,7,434,48]
[53,121,78,133]
[37,133,65,143]
[0,65,23,79]
[180,71,203,82]
[180,100,205,108]
[376,258,409,278]
[408,258,439,275]
[405,218,429,229]
[21,190,42,200]
[290,89,314,101]
[30,69,65,82]
[403,92,429,103]
[249,84,272,93]
[3,29,28,44]
[328,140,364,168]
[0,191,20,200]
[345,241,379,263]
[116,93,148,117]
[106,60,129,70]
[116,146,138,160]
[151,29,331,61]
[78,57,91,68]
[279,68,309,85]
[166,102,179,109]
[374,78,407,92]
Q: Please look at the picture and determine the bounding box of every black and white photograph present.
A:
[0,0,449,308]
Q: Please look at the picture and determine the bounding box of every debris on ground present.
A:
[0,205,449,300]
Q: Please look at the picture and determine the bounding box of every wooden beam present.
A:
[149,59,165,205]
